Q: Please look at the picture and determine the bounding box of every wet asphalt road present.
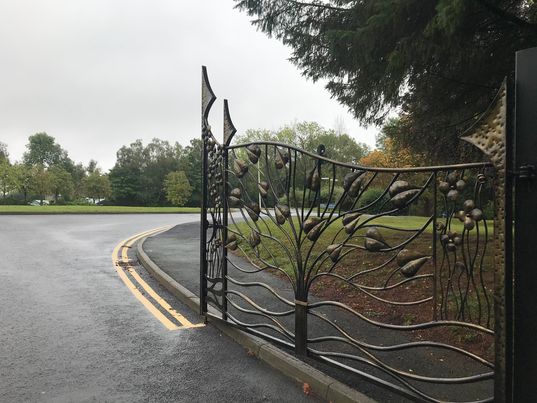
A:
[0,214,320,403]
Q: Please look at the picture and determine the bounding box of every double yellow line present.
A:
[111,227,204,330]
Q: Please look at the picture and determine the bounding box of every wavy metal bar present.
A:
[225,311,295,342]
[309,350,494,403]
[308,310,493,368]
[225,298,295,339]
[226,276,295,307]
[309,300,494,334]
[226,289,295,317]
[228,140,492,173]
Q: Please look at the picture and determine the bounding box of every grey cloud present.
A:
[0,0,376,170]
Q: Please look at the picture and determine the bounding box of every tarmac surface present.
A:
[0,214,321,403]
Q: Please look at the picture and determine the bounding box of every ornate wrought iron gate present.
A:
[199,48,536,402]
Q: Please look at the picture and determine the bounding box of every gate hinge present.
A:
[511,164,536,180]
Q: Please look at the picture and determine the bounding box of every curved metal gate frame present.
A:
[199,62,519,402]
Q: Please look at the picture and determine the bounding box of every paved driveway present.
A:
[0,214,319,403]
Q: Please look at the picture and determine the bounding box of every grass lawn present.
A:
[231,214,492,275]
[0,205,200,214]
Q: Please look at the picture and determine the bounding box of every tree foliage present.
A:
[49,166,74,201]
[164,171,192,206]
[0,142,8,162]
[109,139,184,206]
[82,170,111,202]
[235,0,537,161]
[0,158,13,198]
[11,164,33,203]
[236,121,370,163]
[23,132,73,168]
[180,139,203,207]
[29,165,51,204]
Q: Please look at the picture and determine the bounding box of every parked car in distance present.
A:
[28,200,49,206]
[96,199,113,206]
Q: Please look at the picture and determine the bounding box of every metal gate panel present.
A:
[199,66,513,402]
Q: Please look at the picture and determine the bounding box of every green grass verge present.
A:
[231,214,493,276]
[0,205,200,214]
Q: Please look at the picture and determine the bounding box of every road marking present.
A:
[112,227,204,331]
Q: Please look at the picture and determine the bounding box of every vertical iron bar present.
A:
[316,144,325,217]
[512,46,537,402]
[200,132,208,316]
[432,171,438,321]
[502,72,515,403]
[317,158,322,218]
[295,226,307,356]
[295,300,308,356]
[200,66,215,317]
[222,143,229,321]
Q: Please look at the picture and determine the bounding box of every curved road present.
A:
[0,214,319,403]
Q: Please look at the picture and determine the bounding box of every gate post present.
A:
[200,128,208,316]
[512,47,537,402]
[200,66,217,316]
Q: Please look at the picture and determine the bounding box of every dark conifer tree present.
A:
[235,0,537,162]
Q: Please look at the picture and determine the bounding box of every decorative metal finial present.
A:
[223,99,236,146]
[202,66,217,123]
[461,81,507,171]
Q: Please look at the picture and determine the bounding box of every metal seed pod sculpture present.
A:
[274,147,288,169]
[389,180,421,208]
[246,144,261,164]
[233,159,248,178]
[245,202,260,221]
[274,204,290,225]
[397,249,429,278]
[228,188,242,207]
[342,212,361,234]
[258,181,269,199]
[343,171,364,197]
[305,166,320,191]
[364,227,389,252]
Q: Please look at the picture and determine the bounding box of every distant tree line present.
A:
[0,134,112,205]
[1,121,372,207]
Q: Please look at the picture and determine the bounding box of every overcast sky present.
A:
[0,0,377,170]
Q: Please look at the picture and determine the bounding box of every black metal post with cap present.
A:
[512,46,537,402]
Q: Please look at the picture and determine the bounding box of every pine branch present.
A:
[283,0,351,13]
[429,72,497,90]
[476,0,537,30]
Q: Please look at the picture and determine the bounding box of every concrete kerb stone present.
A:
[136,235,376,403]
